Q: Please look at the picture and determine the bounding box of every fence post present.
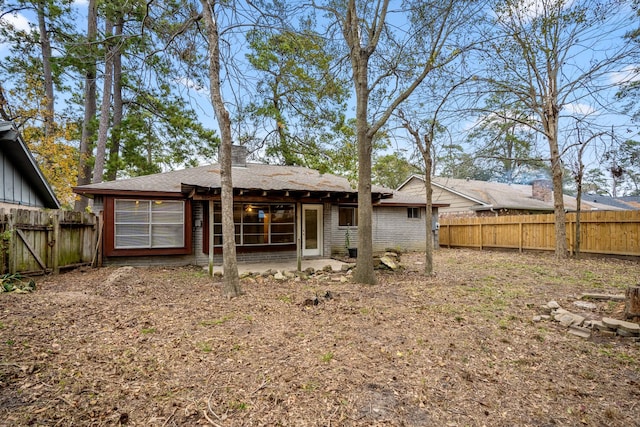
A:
[51,211,60,274]
[479,223,483,250]
[7,210,16,274]
[518,220,523,253]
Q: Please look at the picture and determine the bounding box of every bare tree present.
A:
[316,0,480,284]
[200,0,241,298]
[484,0,639,257]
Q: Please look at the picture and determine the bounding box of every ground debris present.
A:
[1,250,639,426]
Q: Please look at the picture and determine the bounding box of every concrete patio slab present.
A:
[209,258,349,275]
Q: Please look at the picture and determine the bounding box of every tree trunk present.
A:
[543,72,567,258]
[36,1,55,139]
[625,286,640,319]
[201,0,241,298]
[549,136,568,258]
[92,18,114,184]
[75,0,98,211]
[106,17,123,182]
[423,136,434,276]
[346,1,376,285]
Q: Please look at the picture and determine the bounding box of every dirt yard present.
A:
[1,249,639,426]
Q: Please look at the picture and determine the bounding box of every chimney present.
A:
[231,145,247,167]
[219,145,247,167]
[532,179,552,202]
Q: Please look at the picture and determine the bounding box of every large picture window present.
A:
[114,200,185,249]
[212,203,295,246]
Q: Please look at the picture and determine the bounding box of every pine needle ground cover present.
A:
[1,249,639,426]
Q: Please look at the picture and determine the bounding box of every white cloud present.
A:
[609,65,640,85]
[175,77,210,96]
[563,102,596,116]
[0,11,32,33]
[496,0,576,24]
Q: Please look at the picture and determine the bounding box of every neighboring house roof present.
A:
[580,194,640,210]
[398,175,621,212]
[0,121,60,209]
[617,196,640,210]
[74,163,447,207]
[375,190,448,207]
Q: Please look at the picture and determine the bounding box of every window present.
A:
[408,207,421,219]
[114,200,185,249]
[339,206,358,226]
[212,203,295,246]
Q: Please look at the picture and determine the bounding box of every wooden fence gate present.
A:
[0,208,98,275]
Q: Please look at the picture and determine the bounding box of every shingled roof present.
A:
[400,176,622,212]
[74,163,396,201]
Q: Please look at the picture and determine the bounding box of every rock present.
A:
[547,300,560,309]
[341,263,356,272]
[240,272,253,279]
[304,267,315,275]
[616,320,640,336]
[573,301,597,310]
[617,329,636,337]
[540,315,551,321]
[384,251,399,259]
[322,265,333,272]
[568,325,591,339]
[340,276,348,283]
[540,305,552,315]
[581,293,625,301]
[379,256,399,271]
[554,312,584,327]
[601,317,621,329]
[273,271,286,281]
[284,271,296,279]
[532,315,542,322]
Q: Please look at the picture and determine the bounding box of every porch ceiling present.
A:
[181,183,392,203]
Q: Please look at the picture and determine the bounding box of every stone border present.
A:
[534,300,640,341]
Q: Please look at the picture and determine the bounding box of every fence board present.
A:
[440,210,640,257]
[0,208,97,275]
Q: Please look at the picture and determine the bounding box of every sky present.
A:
[1,0,639,190]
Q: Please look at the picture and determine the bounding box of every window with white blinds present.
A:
[114,200,185,249]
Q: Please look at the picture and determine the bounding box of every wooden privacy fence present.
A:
[439,210,640,257]
[0,208,98,275]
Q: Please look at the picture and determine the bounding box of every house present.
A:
[73,147,446,267]
[0,121,60,210]
[397,175,619,218]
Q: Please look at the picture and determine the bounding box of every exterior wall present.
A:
[398,177,426,196]
[328,204,434,256]
[372,206,428,253]
[0,150,46,208]
[432,187,477,214]
[101,200,435,266]
[322,202,332,257]
[329,204,358,256]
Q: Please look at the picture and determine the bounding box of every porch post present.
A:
[208,200,214,277]
[296,202,302,271]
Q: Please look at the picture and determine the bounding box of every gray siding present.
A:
[372,206,428,253]
[0,150,46,207]
[328,204,431,255]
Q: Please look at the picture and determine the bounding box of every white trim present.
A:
[302,204,323,257]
